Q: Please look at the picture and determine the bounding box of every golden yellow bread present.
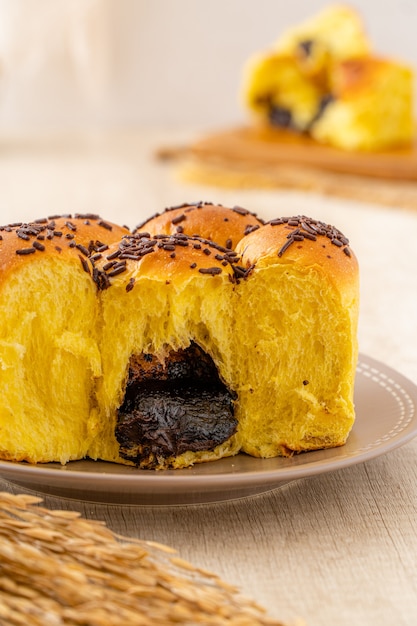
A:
[311,57,414,151]
[244,53,325,133]
[275,4,370,62]
[243,4,413,150]
[243,5,370,133]
[0,215,129,464]
[89,232,242,469]
[135,201,264,250]
[234,216,359,457]
[0,209,359,469]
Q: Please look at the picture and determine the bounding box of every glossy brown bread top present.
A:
[135,202,264,250]
[0,214,129,281]
[93,232,240,290]
[235,215,359,300]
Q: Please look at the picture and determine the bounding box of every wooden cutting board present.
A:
[169,125,417,210]
[190,126,417,181]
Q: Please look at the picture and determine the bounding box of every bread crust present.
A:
[0,214,129,283]
[135,202,263,250]
[236,216,358,299]
[93,232,239,288]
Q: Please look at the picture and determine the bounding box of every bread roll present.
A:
[311,57,413,151]
[89,232,242,469]
[243,5,413,151]
[135,201,264,250]
[275,4,370,61]
[233,215,359,457]
[0,215,129,464]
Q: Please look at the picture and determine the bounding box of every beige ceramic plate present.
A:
[1,354,416,505]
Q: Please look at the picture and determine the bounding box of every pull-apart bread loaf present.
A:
[0,215,129,464]
[243,4,413,151]
[0,205,359,468]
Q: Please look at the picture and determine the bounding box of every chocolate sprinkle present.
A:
[98,220,113,231]
[198,267,222,276]
[16,247,36,255]
[232,206,249,216]
[107,265,127,278]
[76,244,90,257]
[126,277,136,292]
[244,224,260,236]
[93,268,111,290]
[78,255,91,274]
[171,213,186,225]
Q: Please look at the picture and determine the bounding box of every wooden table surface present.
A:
[0,130,416,626]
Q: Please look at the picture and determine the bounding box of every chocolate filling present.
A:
[298,39,314,57]
[269,105,294,129]
[269,93,335,133]
[307,94,335,129]
[116,343,237,468]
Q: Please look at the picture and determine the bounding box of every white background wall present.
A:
[0,0,415,131]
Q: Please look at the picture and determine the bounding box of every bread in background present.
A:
[243,4,413,151]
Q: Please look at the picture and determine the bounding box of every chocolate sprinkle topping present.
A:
[92,233,241,289]
[0,214,120,265]
[17,232,30,241]
[132,202,264,235]
[268,216,351,258]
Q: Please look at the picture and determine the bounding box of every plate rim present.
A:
[1,353,416,492]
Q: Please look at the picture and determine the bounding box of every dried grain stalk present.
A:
[0,492,296,626]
